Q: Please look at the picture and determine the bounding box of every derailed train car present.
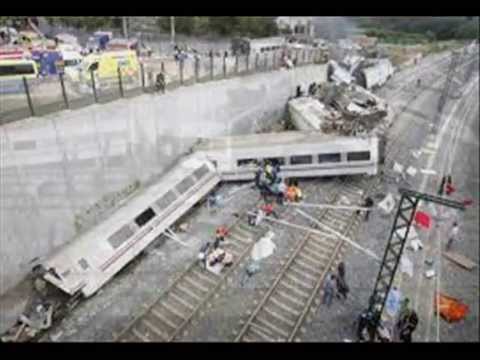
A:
[36,153,220,298]
[358,59,394,90]
[193,131,382,182]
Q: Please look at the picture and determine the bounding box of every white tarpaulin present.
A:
[393,162,404,173]
[396,226,419,241]
[408,238,424,252]
[400,256,413,278]
[406,166,418,177]
[378,193,395,214]
[251,231,276,262]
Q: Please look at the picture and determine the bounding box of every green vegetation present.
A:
[356,17,479,42]
[157,17,278,37]
[1,16,278,37]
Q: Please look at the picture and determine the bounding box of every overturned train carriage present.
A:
[38,154,220,298]
[193,131,383,182]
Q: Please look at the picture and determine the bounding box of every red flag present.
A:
[415,211,431,229]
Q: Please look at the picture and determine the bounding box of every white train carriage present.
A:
[193,131,381,182]
[288,97,342,132]
[359,59,394,90]
[39,153,220,297]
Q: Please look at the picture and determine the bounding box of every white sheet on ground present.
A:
[378,193,395,214]
[385,287,402,317]
[400,256,413,278]
[406,166,417,177]
[393,162,404,173]
[251,231,276,262]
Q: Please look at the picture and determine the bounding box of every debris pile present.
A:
[288,82,389,136]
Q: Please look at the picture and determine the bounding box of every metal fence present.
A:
[0,48,327,125]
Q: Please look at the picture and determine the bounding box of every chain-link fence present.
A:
[0,48,327,125]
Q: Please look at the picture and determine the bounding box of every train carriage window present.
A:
[134,207,156,227]
[176,176,196,195]
[237,159,257,167]
[318,153,341,163]
[156,190,177,210]
[193,165,210,180]
[264,157,285,166]
[78,258,90,270]
[290,155,313,165]
[108,225,135,250]
[347,151,371,161]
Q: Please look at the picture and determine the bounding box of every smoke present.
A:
[312,17,361,41]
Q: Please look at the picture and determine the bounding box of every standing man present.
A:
[322,273,337,307]
[446,222,460,251]
[336,262,349,300]
[398,309,419,343]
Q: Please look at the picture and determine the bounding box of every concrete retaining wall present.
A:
[0,64,327,296]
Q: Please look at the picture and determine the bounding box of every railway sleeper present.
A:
[276,288,305,307]
[247,323,279,342]
[131,325,152,342]
[176,284,204,303]
[191,269,221,286]
[160,299,189,321]
[255,314,290,338]
[140,318,169,341]
[309,235,338,250]
[294,257,321,274]
[229,231,253,245]
[284,272,314,292]
[274,289,307,310]
[182,275,211,293]
[168,291,196,311]
[289,264,319,283]
[303,244,331,262]
[262,305,296,328]
[278,280,310,299]
[298,251,326,268]
[150,306,182,330]
[269,296,302,317]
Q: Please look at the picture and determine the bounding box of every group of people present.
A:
[198,226,233,270]
[254,160,303,205]
[322,262,350,307]
[356,296,419,343]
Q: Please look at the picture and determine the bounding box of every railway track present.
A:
[233,176,371,342]
[114,185,309,343]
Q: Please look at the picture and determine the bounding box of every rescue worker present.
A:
[155,72,166,93]
[336,262,349,300]
[322,273,336,307]
[198,241,211,269]
[260,203,279,219]
[264,162,275,184]
[445,175,455,196]
[286,181,303,202]
[446,222,460,251]
[295,85,303,98]
[357,196,374,221]
[214,226,229,249]
[398,309,419,343]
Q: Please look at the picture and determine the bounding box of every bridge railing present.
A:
[0,48,328,126]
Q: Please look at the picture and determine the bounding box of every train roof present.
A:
[194,131,372,152]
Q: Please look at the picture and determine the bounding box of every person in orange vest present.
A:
[285,181,303,202]
[214,226,229,249]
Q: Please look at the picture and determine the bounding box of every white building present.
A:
[276,17,315,37]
